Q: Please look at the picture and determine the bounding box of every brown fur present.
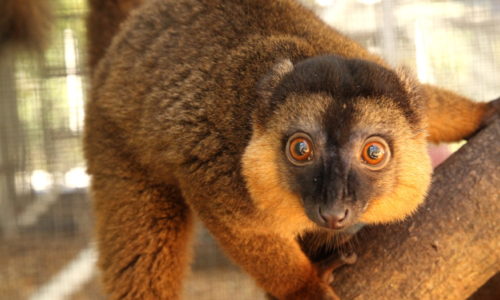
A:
[422,84,490,143]
[0,0,52,52]
[84,0,498,299]
[92,175,193,299]
[87,0,145,68]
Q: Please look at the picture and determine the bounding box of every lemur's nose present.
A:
[319,206,350,230]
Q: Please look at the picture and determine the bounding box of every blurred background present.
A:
[0,0,498,299]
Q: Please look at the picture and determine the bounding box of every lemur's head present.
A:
[242,55,431,235]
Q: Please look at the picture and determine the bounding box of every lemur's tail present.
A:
[87,0,145,70]
[0,0,52,53]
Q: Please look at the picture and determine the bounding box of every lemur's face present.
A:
[242,56,432,234]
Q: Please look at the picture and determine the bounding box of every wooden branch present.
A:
[332,119,500,300]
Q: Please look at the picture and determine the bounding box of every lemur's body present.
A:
[82,0,497,299]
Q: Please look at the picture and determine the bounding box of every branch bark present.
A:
[332,119,500,300]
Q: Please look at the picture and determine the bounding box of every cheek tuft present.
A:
[241,129,315,236]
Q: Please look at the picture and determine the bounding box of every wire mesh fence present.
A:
[0,0,498,299]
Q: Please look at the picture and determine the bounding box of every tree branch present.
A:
[332,119,500,300]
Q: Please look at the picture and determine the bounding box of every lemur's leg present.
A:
[92,175,194,300]
[199,227,338,300]
[180,182,339,300]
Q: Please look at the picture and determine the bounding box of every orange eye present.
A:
[286,134,314,165]
[361,137,390,169]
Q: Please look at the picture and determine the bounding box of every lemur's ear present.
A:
[396,66,425,110]
[257,59,294,99]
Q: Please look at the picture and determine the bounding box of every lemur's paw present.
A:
[465,97,499,141]
[315,251,358,284]
[482,97,500,127]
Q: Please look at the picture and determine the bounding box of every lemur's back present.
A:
[84,0,379,179]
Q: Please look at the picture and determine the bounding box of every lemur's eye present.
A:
[286,133,314,165]
[361,136,390,170]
